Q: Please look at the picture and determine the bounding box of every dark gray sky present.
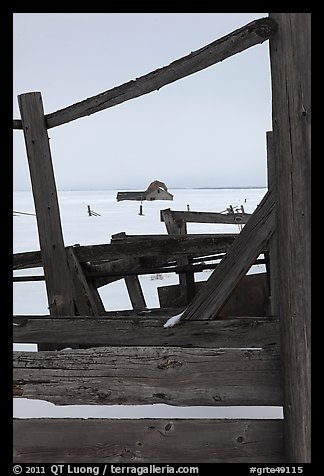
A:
[13,13,272,191]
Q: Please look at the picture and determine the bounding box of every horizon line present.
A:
[13,185,267,192]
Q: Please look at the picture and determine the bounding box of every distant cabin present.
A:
[116,180,174,202]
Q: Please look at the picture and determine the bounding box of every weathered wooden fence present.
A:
[13,13,310,463]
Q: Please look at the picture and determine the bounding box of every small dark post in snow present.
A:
[87,205,101,216]
[139,204,144,216]
[187,204,190,211]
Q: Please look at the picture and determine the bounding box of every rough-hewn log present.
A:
[13,315,279,347]
[269,12,311,463]
[13,234,237,270]
[13,345,282,406]
[13,418,284,463]
[12,18,276,131]
[181,190,275,320]
[161,209,251,225]
[18,92,74,316]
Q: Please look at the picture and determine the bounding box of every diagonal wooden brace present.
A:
[181,188,275,320]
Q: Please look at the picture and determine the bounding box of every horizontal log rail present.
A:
[13,18,277,130]
[13,315,279,347]
[13,257,267,282]
[13,418,284,463]
[13,344,282,406]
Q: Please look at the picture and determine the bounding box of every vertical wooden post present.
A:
[18,92,75,317]
[161,209,195,303]
[269,13,311,462]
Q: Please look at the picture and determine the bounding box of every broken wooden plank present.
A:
[13,234,237,270]
[13,418,284,463]
[13,344,282,406]
[18,92,74,316]
[11,18,276,131]
[181,189,275,321]
[161,209,251,225]
[269,12,311,463]
[13,315,279,348]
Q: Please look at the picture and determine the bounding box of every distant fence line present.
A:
[13,210,36,216]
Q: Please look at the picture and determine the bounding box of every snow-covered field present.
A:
[13,187,283,419]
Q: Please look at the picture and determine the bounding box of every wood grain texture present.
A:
[12,18,276,131]
[181,190,275,320]
[18,92,74,316]
[13,418,284,463]
[269,12,311,463]
[13,315,279,347]
[13,345,282,406]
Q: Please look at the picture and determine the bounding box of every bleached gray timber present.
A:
[13,418,284,463]
[13,344,282,406]
[18,92,74,317]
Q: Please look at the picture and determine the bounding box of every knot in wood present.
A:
[97,390,111,400]
[255,18,278,38]
[13,385,23,397]
[157,356,183,370]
